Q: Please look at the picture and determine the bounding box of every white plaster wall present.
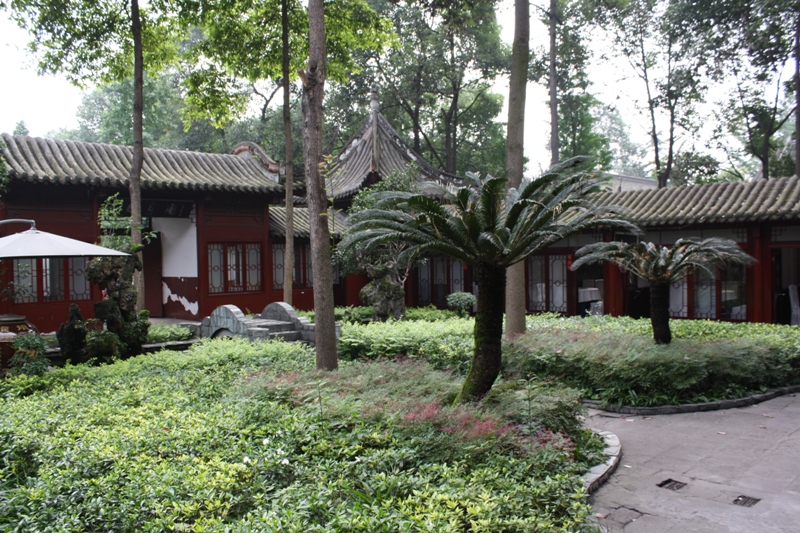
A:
[152,217,198,277]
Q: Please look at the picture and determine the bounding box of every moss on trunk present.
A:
[456,263,506,403]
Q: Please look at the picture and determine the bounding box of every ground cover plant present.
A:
[0,337,601,532]
[338,317,474,371]
[146,323,195,344]
[298,305,459,323]
[508,314,800,407]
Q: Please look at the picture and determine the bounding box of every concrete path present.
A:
[586,393,800,533]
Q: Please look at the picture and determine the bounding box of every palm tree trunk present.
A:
[457,263,506,402]
[650,281,672,344]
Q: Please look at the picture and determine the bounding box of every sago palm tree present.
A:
[340,157,638,402]
[571,238,756,345]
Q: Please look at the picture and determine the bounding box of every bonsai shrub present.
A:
[56,303,87,364]
[86,195,150,357]
[338,167,422,322]
[84,330,123,363]
[8,333,50,377]
[446,291,476,317]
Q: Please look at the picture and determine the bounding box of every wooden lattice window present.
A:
[208,243,261,294]
[526,254,567,313]
[11,257,91,304]
[272,242,312,290]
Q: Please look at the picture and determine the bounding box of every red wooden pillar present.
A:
[0,200,10,316]
[603,262,625,317]
[195,199,208,318]
[566,253,577,316]
[345,272,368,306]
[749,225,769,323]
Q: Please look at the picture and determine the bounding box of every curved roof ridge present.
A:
[0,134,280,194]
[590,177,800,227]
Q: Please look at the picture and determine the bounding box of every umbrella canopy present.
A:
[0,228,130,259]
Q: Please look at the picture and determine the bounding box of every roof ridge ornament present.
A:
[231,142,281,179]
[370,91,381,172]
[370,91,380,115]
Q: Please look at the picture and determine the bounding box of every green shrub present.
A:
[84,330,123,363]
[446,291,476,317]
[7,334,50,377]
[0,340,595,532]
[403,304,459,321]
[146,324,194,344]
[509,315,800,406]
[297,306,375,323]
[338,317,474,372]
[300,305,460,323]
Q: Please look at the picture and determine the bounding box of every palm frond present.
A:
[571,238,756,284]
[341,159,641,270]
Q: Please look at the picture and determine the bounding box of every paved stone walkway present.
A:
[586,393,800,533]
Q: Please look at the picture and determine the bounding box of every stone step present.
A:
[243,319,294,332]
[270,330,301,342]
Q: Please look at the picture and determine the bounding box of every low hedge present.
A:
[509,315,800,406]
[146,323,195,344]
[299,305,460,323]
[338,317,474,372]
[0,338,597,532]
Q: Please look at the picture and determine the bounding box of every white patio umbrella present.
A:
[0,219,129,259]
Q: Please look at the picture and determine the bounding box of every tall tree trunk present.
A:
[301,0,337,370]
[650,281,672,344]
[795,8,799,179]
[413,105,421,154]
[761,137,771,181]
[457,263,506,403]
[549,0,559,167]
[130,0,145,312]
[444,35,459,175]
[504,0,529,337]
[661,41,678,187]
[444,87,459,174]
[282,0,294,305]
[637,34,663,188]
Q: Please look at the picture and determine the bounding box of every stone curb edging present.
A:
[582,384,800,416]
[582,430,621,494]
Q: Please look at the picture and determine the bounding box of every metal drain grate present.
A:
[657,479,687,491]
[733,495,760,507]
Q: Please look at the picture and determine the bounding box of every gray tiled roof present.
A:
[269,206,349,239]
[326,102,463,201]
[1,134,281,193]
[593,176,800,227]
